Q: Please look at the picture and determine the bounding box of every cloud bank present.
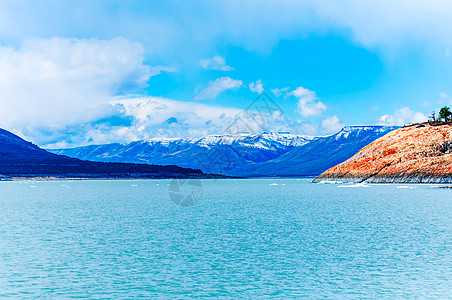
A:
[0,37,170,129]
[3,1,452,61]
[26,96,320,148]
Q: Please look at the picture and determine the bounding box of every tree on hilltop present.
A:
[439,106,452,123]
[428,111,436,122]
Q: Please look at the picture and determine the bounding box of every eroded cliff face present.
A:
[314,124,452,183]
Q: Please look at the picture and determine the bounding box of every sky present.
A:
[1,0,452,148]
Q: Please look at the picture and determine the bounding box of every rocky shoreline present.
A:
[314,176,452,184]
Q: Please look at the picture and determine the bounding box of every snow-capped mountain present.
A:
[50,126,399,176]
[230,126,400,176]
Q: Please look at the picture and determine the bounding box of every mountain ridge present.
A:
[51,126,400,177]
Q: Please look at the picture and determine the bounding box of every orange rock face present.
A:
[314,124,452,183]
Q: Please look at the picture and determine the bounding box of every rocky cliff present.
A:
[314,124,452,183]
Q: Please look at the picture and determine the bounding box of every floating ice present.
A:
[318,180,343,184]
[338,182,369,188]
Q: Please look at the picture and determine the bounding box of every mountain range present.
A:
[0,128,205,179]
[51,126,399,177]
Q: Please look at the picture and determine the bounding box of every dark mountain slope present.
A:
[0,128,205,179]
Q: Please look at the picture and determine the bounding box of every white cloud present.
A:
[199,56,234,71]
[271,87,290,98]
[26,96,240,147]
[113,96,240,126]
[0,37,174,129]
[321,115,344,134]
[248,80,264,94]
[194,77,242,100]
[292,86,327,117]
[378,107,427,126]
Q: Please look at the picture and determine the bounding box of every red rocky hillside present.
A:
[314,124,452,183]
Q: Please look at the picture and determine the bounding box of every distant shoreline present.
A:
[0,175,316,181]
[0,173,228,181]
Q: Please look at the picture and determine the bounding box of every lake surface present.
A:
[0,179,451,298]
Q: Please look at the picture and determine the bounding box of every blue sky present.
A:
[1,0,452,147]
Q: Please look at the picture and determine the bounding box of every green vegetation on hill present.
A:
[428,106,452,125]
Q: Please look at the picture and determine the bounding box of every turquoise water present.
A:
[0,179,451,298]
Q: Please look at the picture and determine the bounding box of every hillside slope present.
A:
[314,124,452,183]
[0,128,205,179]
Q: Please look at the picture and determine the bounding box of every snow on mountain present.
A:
[148,132,313,148]
[232,126,400,176]
[50,126,399,176]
